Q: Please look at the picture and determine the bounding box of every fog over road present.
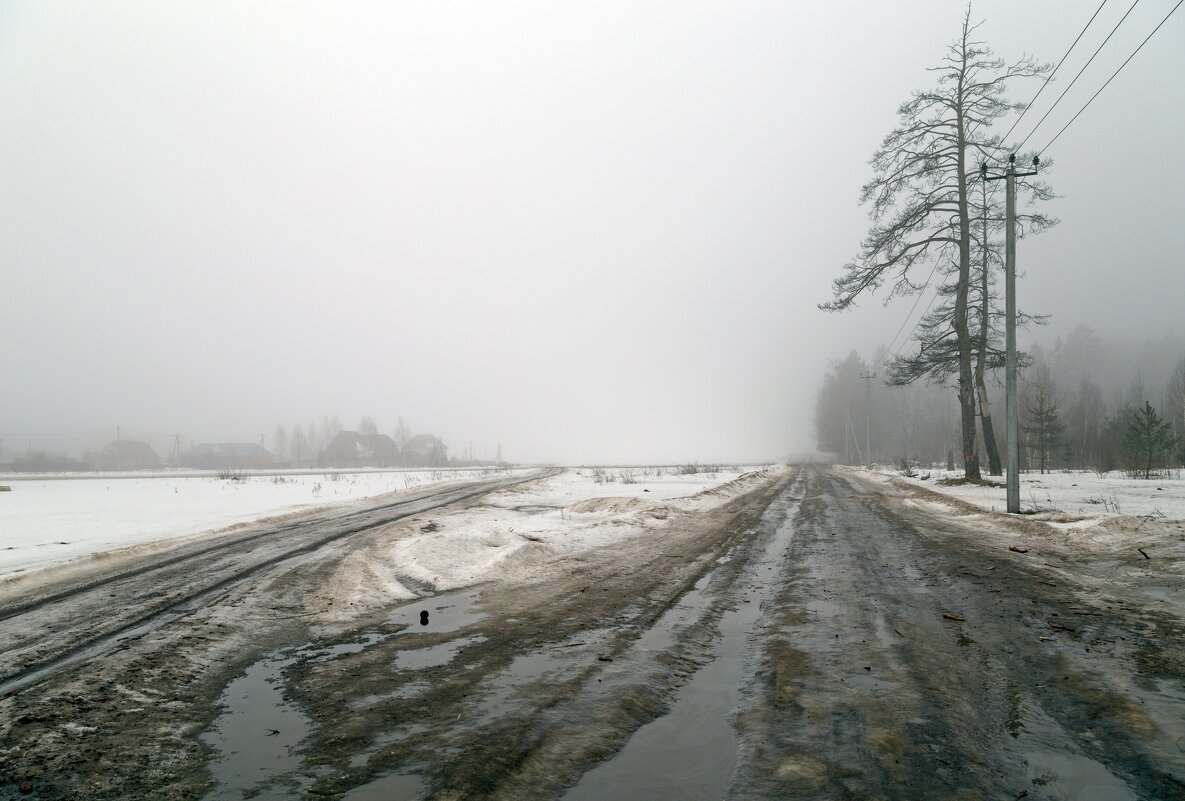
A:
[1,466,1181,800]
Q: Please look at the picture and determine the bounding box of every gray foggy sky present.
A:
[2,1,1182,463]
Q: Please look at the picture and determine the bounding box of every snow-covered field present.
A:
[0,468,526,579]
[314,465,775,624]
[856,466,1185,521]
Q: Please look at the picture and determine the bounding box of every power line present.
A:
[1000,0,1110,146]
[892,286,943,359]
[885,258,943,355]
[1039,0,1184,156]
[1015,0,1142,152]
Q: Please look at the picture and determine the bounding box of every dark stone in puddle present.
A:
[420,611,429,626]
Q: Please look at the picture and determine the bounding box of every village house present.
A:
[182,442,275,471]
[318,431,401,469]
[402,434,448,468]
[93,440,161,471]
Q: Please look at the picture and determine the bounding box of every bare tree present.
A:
[272,424,289,463]
[821,7,1049,479]
[1167,356,1185,458]
[358,416,378,436]
[394,417,412,448]
[291,425,307,465]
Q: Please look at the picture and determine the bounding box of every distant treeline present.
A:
[817,326,1185,475]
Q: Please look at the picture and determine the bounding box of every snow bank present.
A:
[0,468,525,579]
[314,466,776,625]
[861,466,1185,522]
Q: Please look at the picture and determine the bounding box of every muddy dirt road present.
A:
[1,465,1182,800]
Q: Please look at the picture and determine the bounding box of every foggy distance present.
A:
[2,1,1180,464]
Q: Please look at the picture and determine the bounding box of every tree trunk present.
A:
[975,177,1002,476]
[979,385,1003,475]
[954,64,980,480]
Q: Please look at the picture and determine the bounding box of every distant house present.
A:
[94,440,161,471]
[319,431,401,469]
[402,434,448,468]
[182,443,274,471]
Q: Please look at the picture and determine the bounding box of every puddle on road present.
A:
[395,635,484,670]
[200,653,312,800]
[630,561,725,656]
[1025,750,1137,801]
[564,498,796,801]
[806,598,841,617]
[201,589,486,797]
[339,771,426,800]
[842,672,886,691]
[388,590,484,634]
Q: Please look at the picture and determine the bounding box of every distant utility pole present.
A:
[984,154,1039,514]
[844,387,851,464]
[860,370,876,469]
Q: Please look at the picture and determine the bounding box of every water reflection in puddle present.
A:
[564,497,796,801]
[201,589,485,798]
[339,771,426,800]
[395,635,484,670]
[200,654,311,800]
[1025,750,1136,801]
[389,590,484,634]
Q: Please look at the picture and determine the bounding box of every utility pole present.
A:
[844,386,851,465]
[985,154,1038,513]
[860,369,876,469]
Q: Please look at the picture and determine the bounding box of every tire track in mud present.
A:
[731,465,1185,801]
[0,470,555,698]
[271,469,798,800]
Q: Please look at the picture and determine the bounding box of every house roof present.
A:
[101,440,160,460]
[404,434,445,452]
[323,431,399,459]
[187,442,272,458]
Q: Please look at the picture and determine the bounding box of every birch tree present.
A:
[821,7,1049,479]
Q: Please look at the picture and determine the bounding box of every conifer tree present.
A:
[1024,386,1065,475]
[1123,402,1178,479]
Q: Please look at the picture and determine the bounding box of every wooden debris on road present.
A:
[1008,546,1029,554]
[942,613,967,622]
[1138,547,1150,560]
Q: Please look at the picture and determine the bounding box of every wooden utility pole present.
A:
[985,154,1038,513]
